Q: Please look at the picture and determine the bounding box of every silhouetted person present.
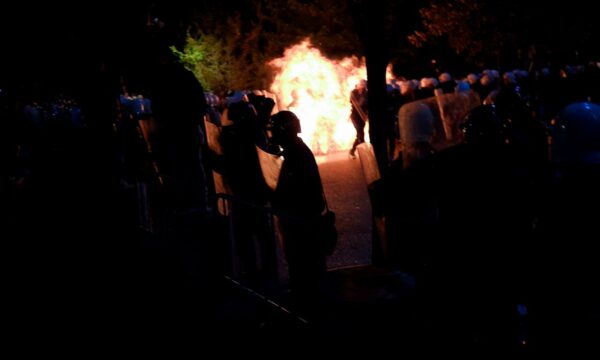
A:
[349,79,368,157]
[145,46,209,211]
[440,111,528,351]
[269,110,326,309]
[532,102,600,353]
[438,72,456,94]
[384,104,534,350]
[220,100,276,282]
[247,91,275,150]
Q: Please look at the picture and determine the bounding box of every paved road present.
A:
[317,151,372,269]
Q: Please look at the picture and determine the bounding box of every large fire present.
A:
[269,39,367,155]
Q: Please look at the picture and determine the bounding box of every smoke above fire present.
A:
[269,39,367,155]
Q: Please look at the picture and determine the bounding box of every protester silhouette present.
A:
[269,110,326,310]
[349,79,368,157]
[144,44,209,211]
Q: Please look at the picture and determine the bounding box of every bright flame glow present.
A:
[269,39,367,155]
[386,63,396,83]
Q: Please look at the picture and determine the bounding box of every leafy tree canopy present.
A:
[409,0,599,71]
[170,0,362,92]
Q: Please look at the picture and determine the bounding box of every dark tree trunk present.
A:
[364,3,391,174]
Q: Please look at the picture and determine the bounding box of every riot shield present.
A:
[398,102,435,168]
[255,145,283,192]
[436,91,481,145]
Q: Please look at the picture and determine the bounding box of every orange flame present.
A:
[269,39,367,155]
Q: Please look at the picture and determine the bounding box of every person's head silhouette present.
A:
[269,110,301,147]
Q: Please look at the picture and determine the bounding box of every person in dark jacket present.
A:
[270,110,326,308]
[349,79,368,157]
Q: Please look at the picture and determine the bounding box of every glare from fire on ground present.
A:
[269,39,368,155]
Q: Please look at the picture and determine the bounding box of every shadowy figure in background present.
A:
[269,111,326,310]
[145,44,209,211]
[531,101,600,352]
[349,79,368,157]
[384,103,533,350]
[220,99,276,283]
[247,90,275,150]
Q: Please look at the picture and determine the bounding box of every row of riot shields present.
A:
[116,87,286,286]
[398,90,482,154]
[381,90,484,265]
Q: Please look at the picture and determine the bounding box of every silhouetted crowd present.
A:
[374,63,600,352]
[4,49,600,350]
